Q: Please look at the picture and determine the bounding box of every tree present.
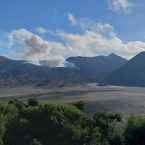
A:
[27,98,39,106]
[125,115,145,145]
[93,113,123,145]
[72,101,85,111]
[3,103,92,145]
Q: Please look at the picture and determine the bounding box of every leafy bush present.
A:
[3,102,93,145]
[125,115,145,145]
[27,98,39,106]
[0,99,144,145]
[72,101,85,111]
[93,113,123,145]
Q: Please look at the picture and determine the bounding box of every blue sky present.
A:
[0,0,144,40]
[0,0,145,66]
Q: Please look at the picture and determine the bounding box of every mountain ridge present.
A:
[67,53,127,82]
[0,53,127,87]
[102,51,145,86]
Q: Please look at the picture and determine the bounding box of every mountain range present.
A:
[102,52,145,87]
[4,51,145,88]
[67,53,127,82]
[0,53,127,87]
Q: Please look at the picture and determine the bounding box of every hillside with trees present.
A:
[0,99,144,145]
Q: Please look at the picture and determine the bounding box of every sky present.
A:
[0,0,145,66]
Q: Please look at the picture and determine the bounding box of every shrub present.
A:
[72,101,85,111]
[27,98,39,107]
[124,115,145,145]
[3,103,93,145]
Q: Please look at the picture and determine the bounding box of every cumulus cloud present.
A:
[109,0,132,12]
[67,13,77,26]
[8,20,145,67]
[10,29,67,67]
[57,29,145,58]
[36,27,48,34]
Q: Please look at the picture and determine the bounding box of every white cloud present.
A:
[7,20,145,67]
[57,29,145,59]
[109,0,132,12]
[10,29,67,67]
[67,13,77,26]
[36,27,48,34]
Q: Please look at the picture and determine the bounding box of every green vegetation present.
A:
[0,98,144,145]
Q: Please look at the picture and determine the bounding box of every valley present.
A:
[1,84,145,114]
[1,52,145,114]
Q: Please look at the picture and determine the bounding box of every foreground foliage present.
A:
[0,99,144,145]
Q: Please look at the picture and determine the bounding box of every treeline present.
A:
[0,99,144,145]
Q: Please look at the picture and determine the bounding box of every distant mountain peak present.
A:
[108,53,126,59]
[138,51,145,55]
[0,56,10,62]
[102,51,145,87]
[134,51,145,58]
[108,53,118,57]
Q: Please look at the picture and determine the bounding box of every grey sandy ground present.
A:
[1,84,145,114]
